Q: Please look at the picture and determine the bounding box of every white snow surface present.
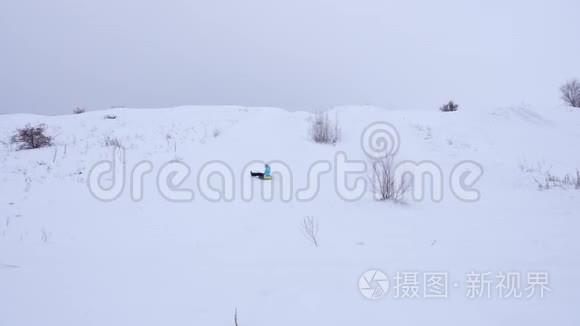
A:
[1,105,579,325]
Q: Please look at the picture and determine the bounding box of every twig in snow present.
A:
[301,216,319,247]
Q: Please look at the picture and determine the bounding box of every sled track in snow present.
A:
[508,106,554,126]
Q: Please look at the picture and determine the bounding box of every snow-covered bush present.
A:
[10,124,53,150]
[310,111,340,144]
[440,101,459,112]
[212,128,222,138]
[73,107,86,114]
[560,79,580,108]
[369,154,409,201]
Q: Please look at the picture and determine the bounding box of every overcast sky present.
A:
[0,0,579,115]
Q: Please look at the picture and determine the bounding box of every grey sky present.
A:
[1,0,579,115]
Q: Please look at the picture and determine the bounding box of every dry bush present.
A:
[10,124,53,150]
[73,107,86,114]
[301,216,319,247]
[310,112,340,144]
[369,154,409,201]
[104,136,124,149]
[104,114,117,120]
[534,169,580,190]
[440,101,459,112]
[560,79,580,108]
[213,128,222,138]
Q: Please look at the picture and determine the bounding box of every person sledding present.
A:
[250,164,272,180]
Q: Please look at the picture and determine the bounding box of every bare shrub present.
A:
[534,173,563,190]
[73,107,86,114]
[104,136,124,149]
[310,111,340,144]
[533,168,580,190]
[440,101,459,112]
[213,128,222,138]
[369,154,409,201]
[104,114,117,120]
[560,79,580,108]
[10,124,53,150]
[301,216,319,247]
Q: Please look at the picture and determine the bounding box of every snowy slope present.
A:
[0,105,579,325]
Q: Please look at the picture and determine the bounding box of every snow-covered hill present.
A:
[1,105,579,325]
